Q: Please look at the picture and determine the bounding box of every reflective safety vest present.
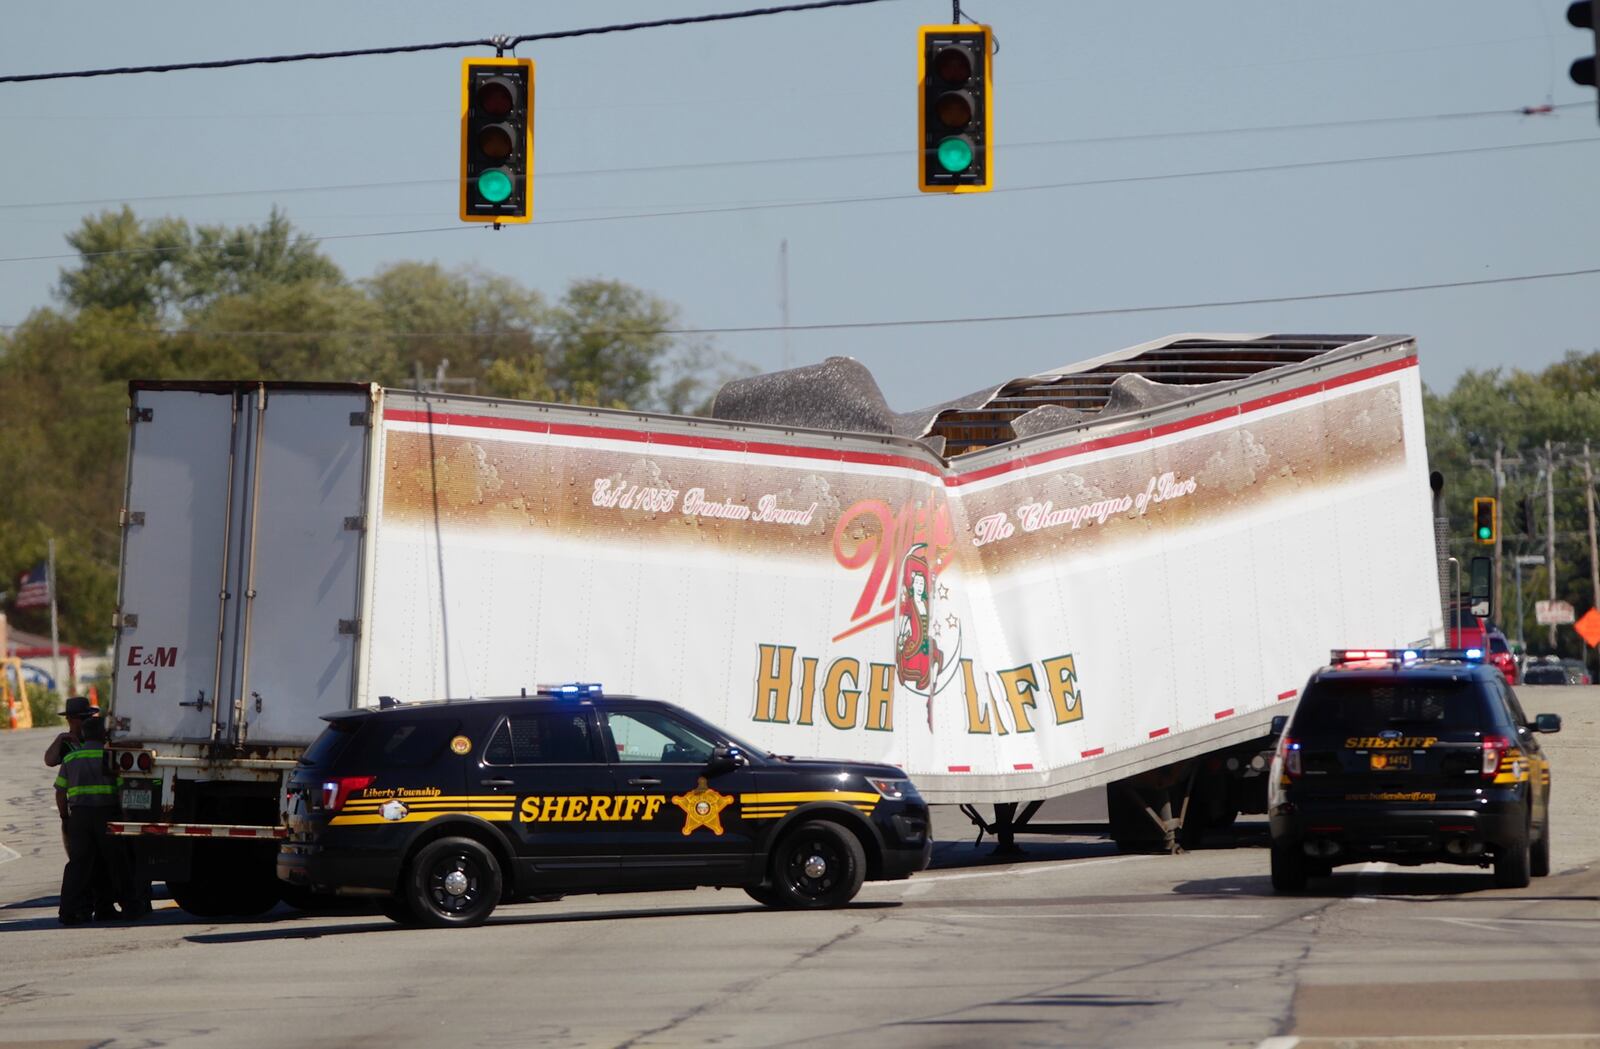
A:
[53,740,74,792]
[62,746,117,808]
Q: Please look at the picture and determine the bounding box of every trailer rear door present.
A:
[113,384,374,747]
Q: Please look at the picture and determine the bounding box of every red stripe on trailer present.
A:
[1149,727,1170,739]
[1277,689,1298,701]
[1013,763,1034,771]
[107,822,289,839]
[1214,708,1235,720]
[947,765,972,772]
[1080,747,1105,758]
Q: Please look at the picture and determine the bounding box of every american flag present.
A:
[14,562,49,609]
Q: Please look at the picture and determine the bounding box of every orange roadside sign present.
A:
[1575,608,1600,648]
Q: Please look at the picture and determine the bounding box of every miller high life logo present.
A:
[750,495,1084,738]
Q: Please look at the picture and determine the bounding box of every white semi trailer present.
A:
[105,333,1442,915]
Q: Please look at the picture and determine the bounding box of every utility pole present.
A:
[1548,438,1560,649]
[1586,441,1599,679]
[1493,443,1504,623]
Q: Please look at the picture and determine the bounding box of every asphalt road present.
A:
[2,687,1598,1049]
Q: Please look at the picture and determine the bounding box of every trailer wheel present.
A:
[404,836,503,928]
[768,820,865,909]
[167,879,234,918]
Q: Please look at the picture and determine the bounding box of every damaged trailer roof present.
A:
[710,332,1388,457]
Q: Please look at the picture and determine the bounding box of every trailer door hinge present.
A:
[113,612,139,629]
[350,411,370,427]
[120,508,145,527]
[344,515,366,532]
[338,618,361,636]
[128,406,153,424]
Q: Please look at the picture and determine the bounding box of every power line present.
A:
[2,103,1587,213]
[5,263,1599,339]
[0,134,1593,266]
[0,0,902,84]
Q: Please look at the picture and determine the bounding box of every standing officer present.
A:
[58,713,144,924]
[45,696,98,852]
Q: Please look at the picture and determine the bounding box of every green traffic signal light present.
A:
[1477,524,1492,541]
[937,136,974,173]
[477,169,513,203]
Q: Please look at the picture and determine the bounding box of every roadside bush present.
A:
[25,683,62,728]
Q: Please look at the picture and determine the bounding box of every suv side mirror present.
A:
[707,744,746,774]
[1533,713,1562,734]
[1269,715,1288,738]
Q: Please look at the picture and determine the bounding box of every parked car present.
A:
[1560,658,1592,685]
[1521,664,1570,685]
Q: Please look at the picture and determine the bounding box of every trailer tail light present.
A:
[1481,735,1511,779]
[321,776,376,812]
[115,750,156,773]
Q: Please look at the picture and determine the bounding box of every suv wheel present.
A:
[1493,831,1532,889]
[1270,841,1308,893]
[769,820,866,909]
[1531,817,1551,878]
[405,836,503,928]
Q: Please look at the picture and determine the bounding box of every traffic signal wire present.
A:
[0,106,1589,214]
[4,263,1600,339]
[0,0,903,84]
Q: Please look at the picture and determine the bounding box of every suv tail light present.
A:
[1277,735,1303,780]
[320,776,375,812]
[1481,734,1511,779]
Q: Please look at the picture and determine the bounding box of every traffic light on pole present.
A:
[460,57,534,223]
[1571,1,1599,121]
[919,24,993,193]
[1473,496,1497,545]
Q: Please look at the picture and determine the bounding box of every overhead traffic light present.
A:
[1473,496,1497,545]
[460,57,534,223]
[918,24,993,193]
[1571,1,1599,121]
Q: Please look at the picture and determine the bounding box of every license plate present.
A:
[122,787,153,810]
[1371,753,1411,771]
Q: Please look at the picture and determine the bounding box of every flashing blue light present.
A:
[1465,648,1483,659]
[1402,650,1419,662]
[537,682,604,697]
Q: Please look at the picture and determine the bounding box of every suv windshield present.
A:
[1292,678,1494,734]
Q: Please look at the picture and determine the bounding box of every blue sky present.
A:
[2,0,1597,411]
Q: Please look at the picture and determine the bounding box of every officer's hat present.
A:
[58,695,99,718]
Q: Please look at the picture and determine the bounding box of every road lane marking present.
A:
[949,910,1263,919]
[0,842,19,865]
[864,854,1147,890]
[1256,1038,1299,1049]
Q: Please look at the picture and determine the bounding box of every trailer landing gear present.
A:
[959,800,1044,856]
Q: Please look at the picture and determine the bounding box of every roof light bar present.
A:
[1329,647,1483,666]
[537,682,604,697]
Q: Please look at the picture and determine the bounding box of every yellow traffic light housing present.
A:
[461,56,534,223]
[1473,496,1497,545]
[919,24,993,193]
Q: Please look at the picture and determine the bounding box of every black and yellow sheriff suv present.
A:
[1268,648,1560,892]
[278,685,932,926]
